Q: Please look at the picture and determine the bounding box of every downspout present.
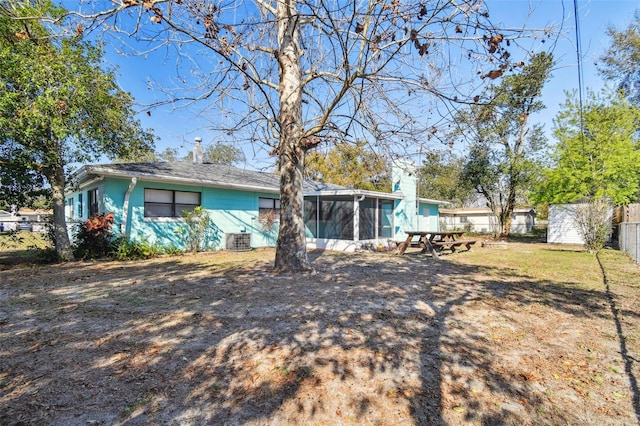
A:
[121,177,137,236]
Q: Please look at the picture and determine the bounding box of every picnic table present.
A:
[396,230,477,257]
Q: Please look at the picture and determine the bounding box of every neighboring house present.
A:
[66,149,447,252]
[547,203,613,245]
[0,208,52,232]
[439,207,536,234]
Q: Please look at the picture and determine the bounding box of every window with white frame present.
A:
[66,198,74,219]
[259,197,280,221]
[144,189,201,218]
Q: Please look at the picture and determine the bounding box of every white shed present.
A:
[548,204,584,244]
[548,203,613,245]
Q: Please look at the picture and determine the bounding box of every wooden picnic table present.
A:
[396,230,477,257]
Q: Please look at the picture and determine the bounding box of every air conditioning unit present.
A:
[226,233,251,251]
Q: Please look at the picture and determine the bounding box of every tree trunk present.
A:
[501,211,512,237]
[500,167,520,237]
[273,0,311,273]
[46,164,74,260]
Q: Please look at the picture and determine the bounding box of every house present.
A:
[65,147,448,252]
[439,207,537,234]
[0,208,52,232]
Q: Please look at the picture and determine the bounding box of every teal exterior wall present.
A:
[67,177,279,251]
[418,202,440,231]
[391,160,442,237]
[392,159,418,239]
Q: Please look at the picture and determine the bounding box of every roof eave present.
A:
[84,166,280,194]
[419,198,452,205]
[304,189,403,199]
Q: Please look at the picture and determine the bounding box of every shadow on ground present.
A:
[1,248,638,425]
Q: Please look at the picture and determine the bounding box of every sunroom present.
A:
[304,193,399,251]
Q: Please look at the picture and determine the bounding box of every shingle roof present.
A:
[80,162,350,194]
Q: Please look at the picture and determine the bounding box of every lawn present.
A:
[1,242,639,425]
[0,232,52,266]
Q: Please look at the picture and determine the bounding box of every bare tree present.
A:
[573,198,612,252]
[45,0,550,271]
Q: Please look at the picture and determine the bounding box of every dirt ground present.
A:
[1,244,639,425]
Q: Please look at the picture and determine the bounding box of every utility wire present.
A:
[573,0,585,138]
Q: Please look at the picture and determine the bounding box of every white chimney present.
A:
[193,137,203,164]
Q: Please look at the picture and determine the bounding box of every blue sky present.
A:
[92,0,639,169]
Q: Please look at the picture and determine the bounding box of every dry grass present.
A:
[1,243,639,425]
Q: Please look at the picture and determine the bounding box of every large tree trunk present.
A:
[500,165,520,237]
[273,0,311,273]
[500,210,513,237]
[46,164,74,260]
[500,191,516,237]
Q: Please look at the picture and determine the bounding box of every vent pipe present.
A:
[193,137,203,164]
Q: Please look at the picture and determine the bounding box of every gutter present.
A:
[418,197,452,206]
[305,189,403,199]
[121,177,137,235]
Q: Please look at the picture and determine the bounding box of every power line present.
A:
[573,0,585,138]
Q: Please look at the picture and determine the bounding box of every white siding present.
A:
[548,204,585,245]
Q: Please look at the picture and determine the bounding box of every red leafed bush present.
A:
[73,212,115,259]
[85,212,114,231]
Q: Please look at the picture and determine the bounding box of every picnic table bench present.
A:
[430,239,477,252]
[396,230,477,257]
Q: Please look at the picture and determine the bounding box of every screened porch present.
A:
[303,195,395,247]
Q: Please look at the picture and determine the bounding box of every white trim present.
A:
[87,167,280,194]
[75,176,104,191]
[419,197,451,205]
[353,196,360,242]
[304,189,403,199]
[143,217,184,223]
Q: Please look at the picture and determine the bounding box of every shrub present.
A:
[573,198,612,252]
[111,237,165,260]
[72,212,115,259]
[175,206,212,253]
[33,247,60,264]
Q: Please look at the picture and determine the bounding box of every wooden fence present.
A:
[614,204,640,223]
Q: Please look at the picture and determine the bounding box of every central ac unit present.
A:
[226,233,252,251]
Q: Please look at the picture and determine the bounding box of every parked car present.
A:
[17,222,33,232]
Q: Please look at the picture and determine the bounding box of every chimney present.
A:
[193,137,203,164]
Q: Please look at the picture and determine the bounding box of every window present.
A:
[459,216,468,223]
[78,193,83,218]
[144,189,200,218]
[315,197,353,240]
[259,197,280,221]
[66,198,74,219]
[359,198,375,240]
[378,199,394,238]
[88,188,99,217]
